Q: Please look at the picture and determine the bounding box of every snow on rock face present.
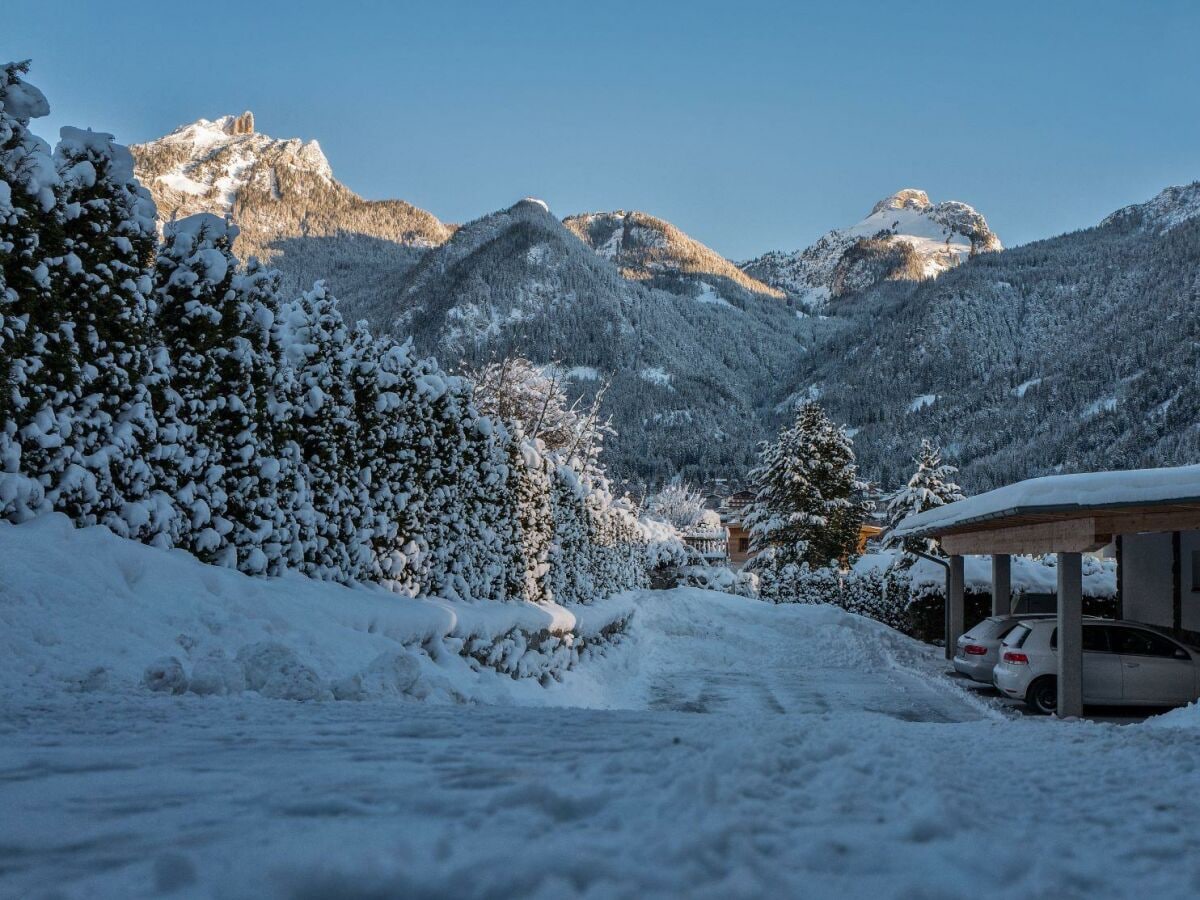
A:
[907,393,938,412]
[1102,181,1200,234]
[132,112,333,218]
[563,208,785,301]
[639,366,673,388]
[742,189,1001,310]
[130,112,452,315]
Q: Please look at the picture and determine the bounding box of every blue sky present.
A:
[8,0,1200,259]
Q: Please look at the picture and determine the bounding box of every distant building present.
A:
[720,490,883,568]
[681,526,730,564]
[856,523,884,553]
[719,491,756,567]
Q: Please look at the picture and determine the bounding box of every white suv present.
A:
[993,618,1200,715]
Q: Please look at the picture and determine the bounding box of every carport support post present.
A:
[1057,552,1083,718]
[947,554,965,660]
[992,554,1012,616]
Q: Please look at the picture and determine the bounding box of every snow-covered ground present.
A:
[5,518,1200,898]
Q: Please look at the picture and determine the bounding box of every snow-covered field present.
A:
[4,518,1200,898]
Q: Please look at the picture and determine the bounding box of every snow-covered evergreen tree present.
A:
[743,400,868,570]
[503,435,554,603]
[394,371,489,600]
[547,462,598,605]
[227,256,317,573]
[154,214,314,571]
[0,60,63,522]
[46,126,176,541]
[369,349,442,595]
[882,438,965,558]
[345,325,456,587]
[277,282,370,582]
[443,381,512,601]
[152,214,241,563]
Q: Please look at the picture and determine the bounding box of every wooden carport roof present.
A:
[892,466,1200,556]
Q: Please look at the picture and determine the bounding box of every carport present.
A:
[892,465,1200,718]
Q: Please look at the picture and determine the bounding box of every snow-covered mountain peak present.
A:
[505,197,561,224]
[131,113,452,314]
[853,189,998,250]
[741,189,1001,310]
[869,188,932,216]
[164,110,256,141]
[1101,181,1200,234]
[133,112,335,217]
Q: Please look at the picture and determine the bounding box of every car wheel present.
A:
[1026,676,1057,715]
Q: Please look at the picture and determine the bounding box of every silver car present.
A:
[993,618,1200,715]
[953,614,1058,683]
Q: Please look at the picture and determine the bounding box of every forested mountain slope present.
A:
[131,114,1199,493]
[795,187,1200,491]
[375,199,812,484]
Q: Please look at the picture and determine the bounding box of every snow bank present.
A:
[1143,701,1200,730]
[0,515,633,703]
[854,550,1117,599]
[9,584,1200,899]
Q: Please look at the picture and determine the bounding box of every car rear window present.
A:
[963,620,999,641]
[1003,625,1032,648]
[996,621,1024,640]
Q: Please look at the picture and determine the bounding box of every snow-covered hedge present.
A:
[0,62,657,605]
[679,564,759,597]
[749,549,1118,641]
[753,561,911,632]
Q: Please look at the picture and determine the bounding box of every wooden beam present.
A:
[941,517,1109,556]
[1094,508,1200,537]
[922,502,1200,538]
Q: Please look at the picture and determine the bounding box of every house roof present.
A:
[893,464,1200,539]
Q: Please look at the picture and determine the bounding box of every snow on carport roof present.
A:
[893,464,1200,538]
